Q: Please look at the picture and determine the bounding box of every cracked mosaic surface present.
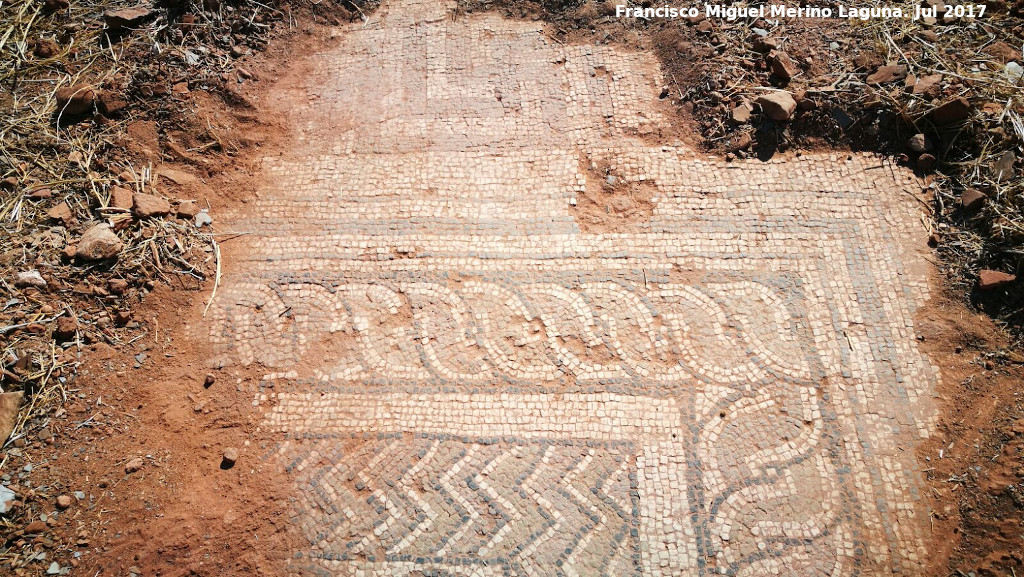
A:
[205,0,939,574]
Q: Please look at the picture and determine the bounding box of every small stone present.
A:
[752,35,778,53]
[110,185,134,210]
[1006,62,1024,84]
[756,91,798,121]
[992,150,1015,181]
[221,447,238,469]
[907,133,932,153]
[731,103,752,123]
[1,391,24,445]
[125,457,144,474]
[796,94,817,111]
[231,45,248,58]
[43,0,69,12]
[204,374,216,388]
[55,84,95,116]
[15,270,47,289]
[729,132,752,152]
[132,193,171,218]
[867,64,907,84]
[984,41,1021,64]
[56,495,73,509]
[0,485,16,514]
[47,202,73,224]
[47,562,61,575]
[195,209,213,228]
[54,316,78,341]
[108,278,129,294]
[912,74,942,99]
[155,166,199,185]
[768,51,799,80]
[960,189,986,210]
[33,38,60,59]
[176,199,200,218]
[931,97,971,125]
[76,223,122,261]
[978,269,1016,290]
[237,67,253,79]
[104,6,154,29]
[25,520,48,534]
[917,153,937,171]
[96,91,128,118]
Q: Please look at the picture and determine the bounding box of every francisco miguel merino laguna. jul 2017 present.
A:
[614,2,987,21]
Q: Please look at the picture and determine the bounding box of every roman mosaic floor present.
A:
[205,0,939,574]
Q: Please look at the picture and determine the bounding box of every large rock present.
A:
[76,223,122,261]
[55,84,95,116]
[756,91,798,121]
[132,193,170,218]
[978,269,1016,290]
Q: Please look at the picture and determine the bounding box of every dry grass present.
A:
[0,2,220,566]
[1,0,280,417]
[863,2,1024,340]
[0,0,265,567]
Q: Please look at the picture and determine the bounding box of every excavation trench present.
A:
[97,1,942,574]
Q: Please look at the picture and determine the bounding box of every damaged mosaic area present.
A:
[205,0,939,574]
